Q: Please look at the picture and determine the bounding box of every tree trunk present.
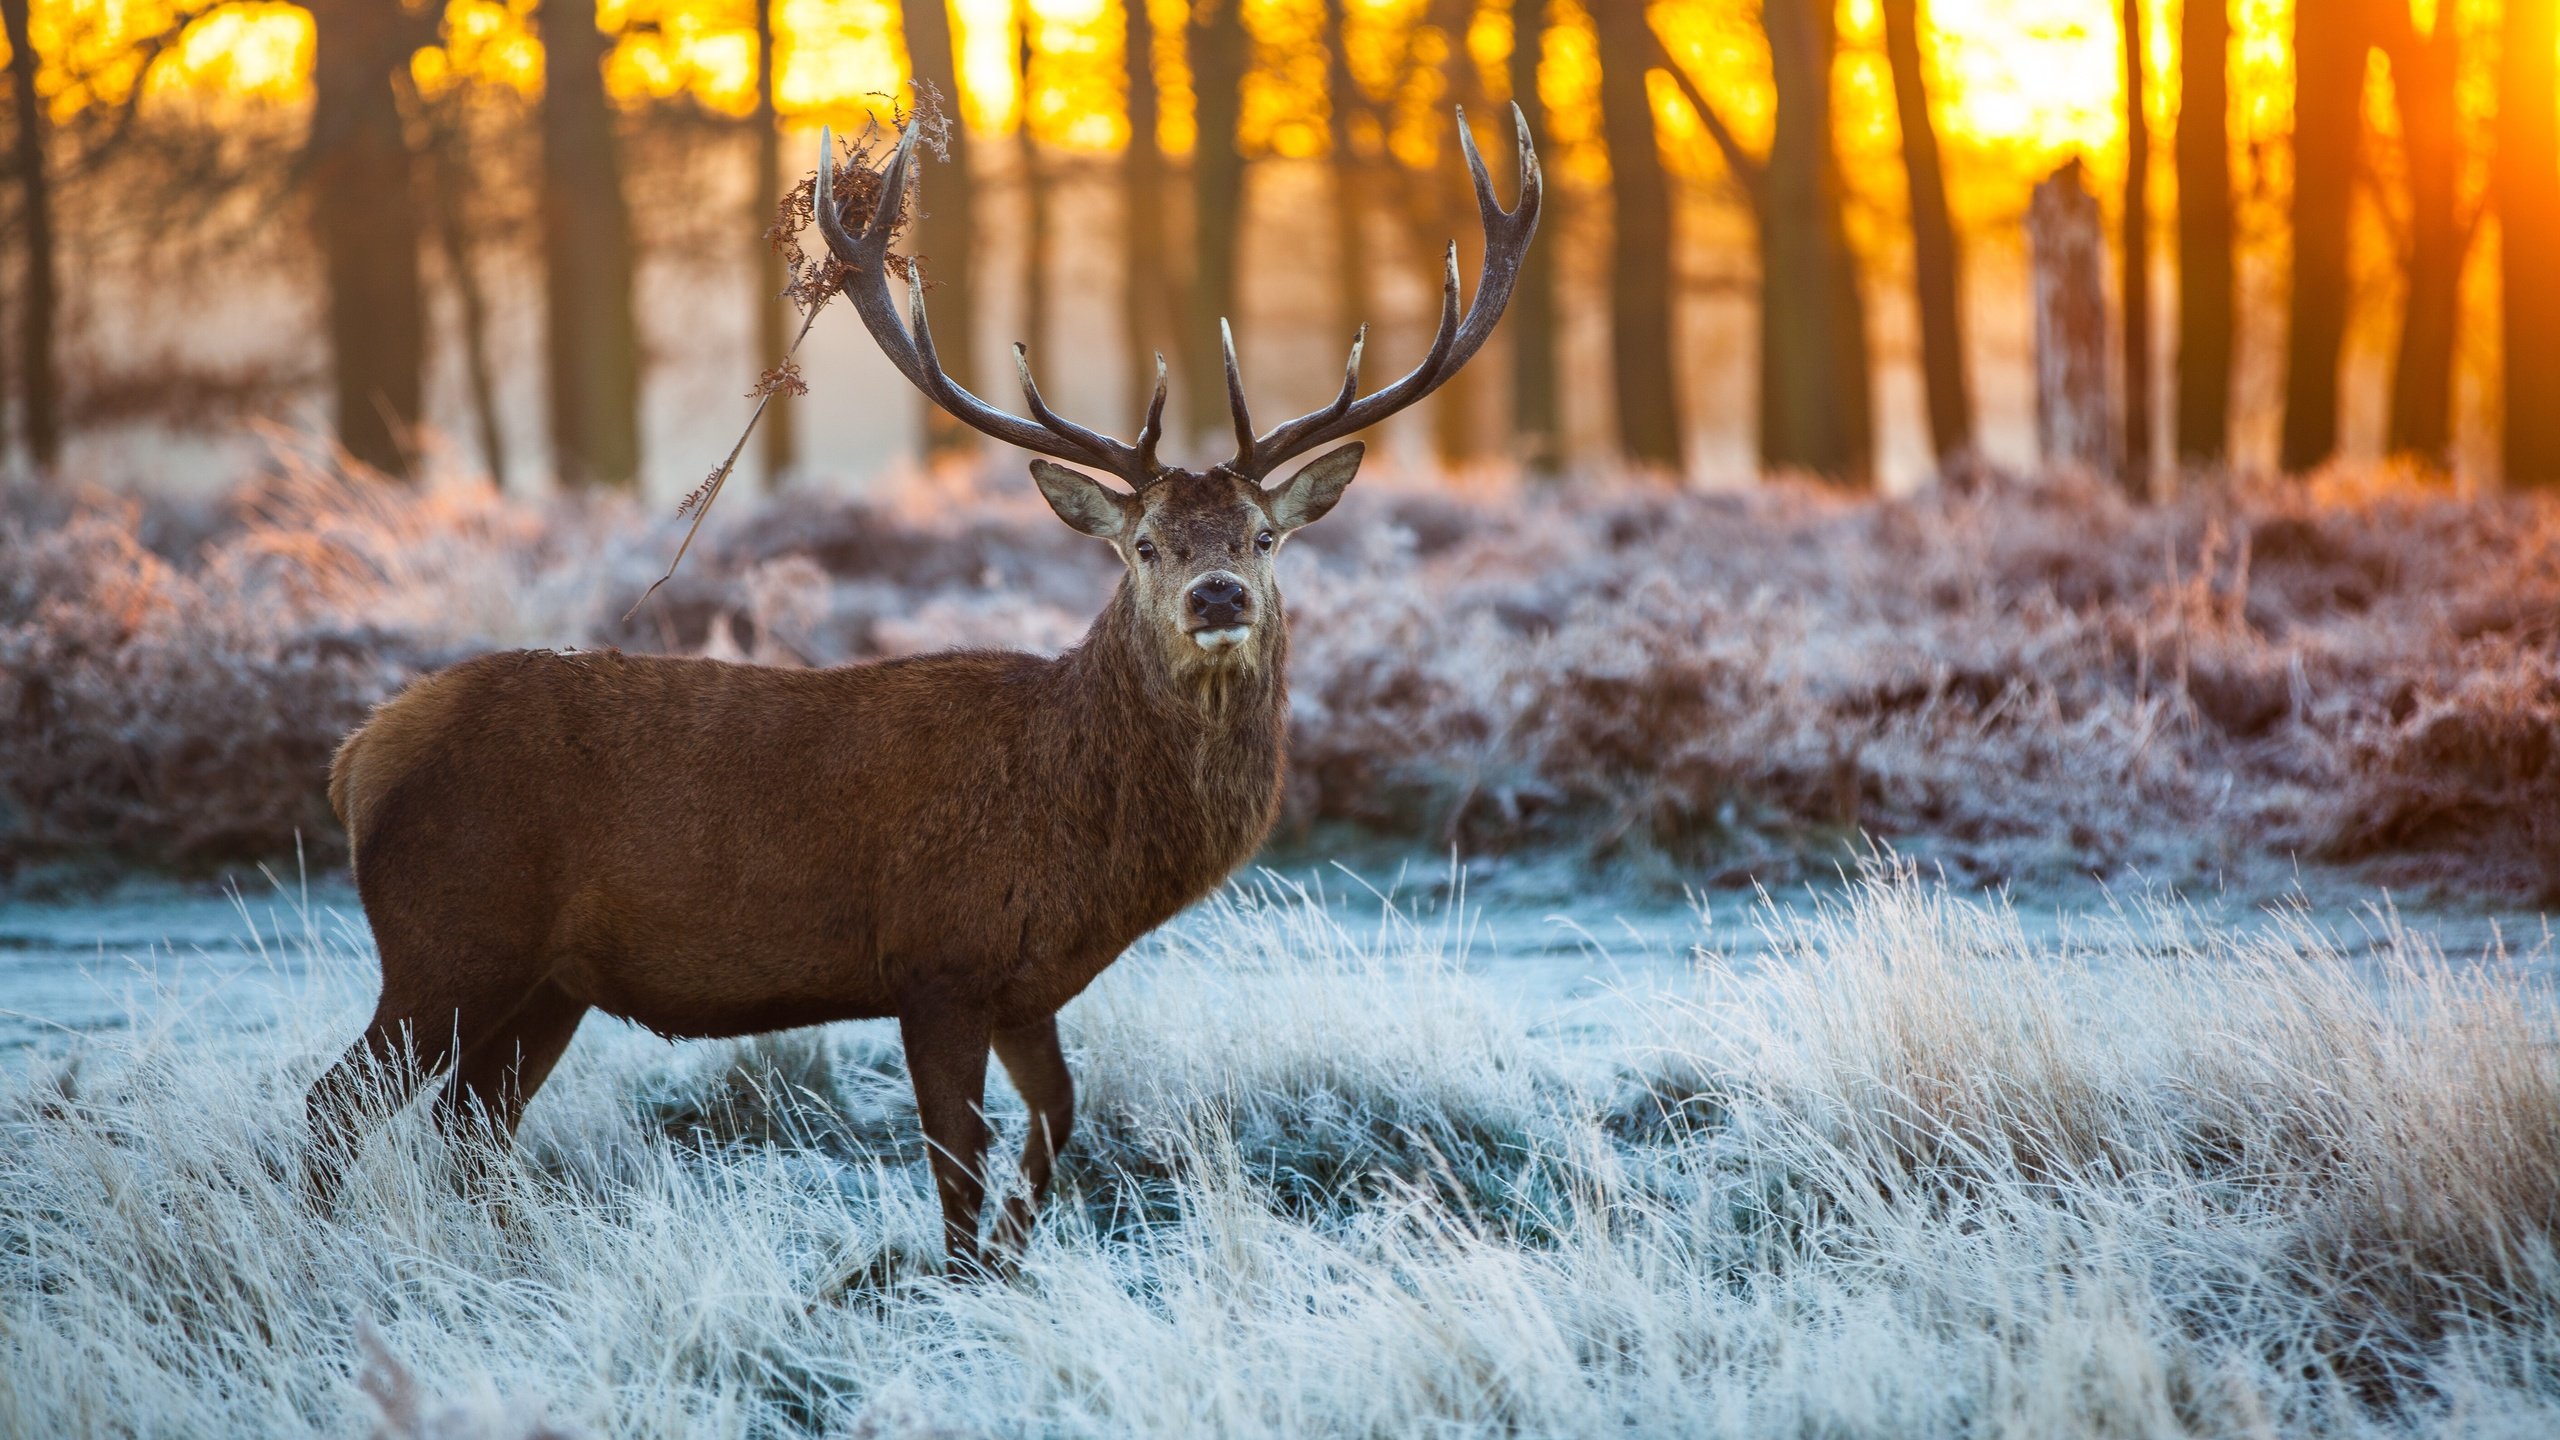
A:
[1182,0,1249,449]
[2500,0,2560,487]
[1315,0,1386,457]
[307,0,424,478]
[2030,161,2118,474]
[1324,0,1374,355]
[900,0,980,460]
[1880,0,1971,464]
[1590,0,1680,470]
[1018,3,1053,366]
[1507,0,1560,474]
[1123,0,1172,429]
[541,0,642,488]
[2175,0,2233,465]
[2279,0,2364,474]
[423,112,509,488]
[2120,0,2151,494]
[1761,0,1872,484]
[753,0,795,487]
[2383,13,2467,468]
[2,0,57,474]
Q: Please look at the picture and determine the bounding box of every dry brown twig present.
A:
[626,88,950,621]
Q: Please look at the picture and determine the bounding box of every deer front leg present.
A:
[988,1015,1075,1261]
[900,1006,994,1275]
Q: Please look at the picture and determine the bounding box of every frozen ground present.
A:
[3,859,2555,1437]
[4,857,2550,1062]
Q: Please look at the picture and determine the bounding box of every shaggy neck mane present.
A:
[1047,579,1290,894]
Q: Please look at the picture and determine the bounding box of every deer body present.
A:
[307,103,1536,1271]
[331,595,1282,1043]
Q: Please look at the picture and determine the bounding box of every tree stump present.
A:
[2028,160,2118,478]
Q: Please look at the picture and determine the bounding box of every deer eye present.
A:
[1255,530,1275,553]
[1133,536,1157,562]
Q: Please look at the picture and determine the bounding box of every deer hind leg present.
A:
[303,1018,445,1209]
[437,981,590,1146]
[428,981,588,1211]
[301,960,539,1209]
[988,1015,1075,1262]
[899,1005,995,1276]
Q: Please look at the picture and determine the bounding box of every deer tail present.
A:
[327,725,367,837]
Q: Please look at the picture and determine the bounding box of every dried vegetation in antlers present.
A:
[656,93,945,564]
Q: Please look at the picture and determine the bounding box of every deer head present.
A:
[814,103,1541,674]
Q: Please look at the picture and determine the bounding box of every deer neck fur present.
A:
[1049,577,1289,904]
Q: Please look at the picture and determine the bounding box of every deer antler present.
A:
[817,103,1537,487]
[816,122,1169,489]
[1220,105,1541,481]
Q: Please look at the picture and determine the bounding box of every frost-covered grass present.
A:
[3,864,2555,1437]
[9,456,2560,892]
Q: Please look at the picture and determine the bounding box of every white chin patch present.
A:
[1191,626,1253,653]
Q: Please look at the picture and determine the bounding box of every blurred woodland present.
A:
[0,0,2555,496]
[21,1,2560,891]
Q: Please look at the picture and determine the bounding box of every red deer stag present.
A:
[305,104,1539,1271]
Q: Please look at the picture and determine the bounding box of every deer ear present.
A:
[1031,460,1133,539]
[1265,442,1365,532]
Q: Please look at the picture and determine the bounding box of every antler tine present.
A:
[1507,102,1544,221]
[1220,319,1256,474]
[817,110,1156,488]
[1135,353,1169,484]
[1012,343,1135,476]
[905,265,960,402]
[1456,101,1511,229]
[815,127,853,257]
[1466,102,1542,298]
[871,124,923,242]
[1423,243,1462,374]
[1229,105,1542,480]
[1318,326,1368,423]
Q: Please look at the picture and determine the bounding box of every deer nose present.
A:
[1187,575,1250,627]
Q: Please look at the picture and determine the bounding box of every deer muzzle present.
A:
[1186,574,1254,651]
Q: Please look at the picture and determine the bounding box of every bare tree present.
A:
[1507,0,1559,473]
[1762,0,1872,483]
[1018,0,1053,366]
[1122,0,1172,418]
[1,0,57,473]
[899,0,980,460]
[1590,0,1680,469]
[1658,7,1870,485]
[1880,0,1972,464]
[2380,2,2475,469]
[1323,0,1375,357]
[542,0,642,487]
[2278,0,2366,474]
[308,0,426,478]
[752,0,794,486]
[2030,161,2117,473]
[1345,0,1496,464]
[2501,0,2560,487]
[2175,0,2233,466]
[2120,0,2151,493]
[418,92,509,487]
[1181,0,1250,448]
[1423,0,1491,464]
[9,5,316,446]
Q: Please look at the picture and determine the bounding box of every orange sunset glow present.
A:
[4,0,2553,497]
[17,0,2310,193]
